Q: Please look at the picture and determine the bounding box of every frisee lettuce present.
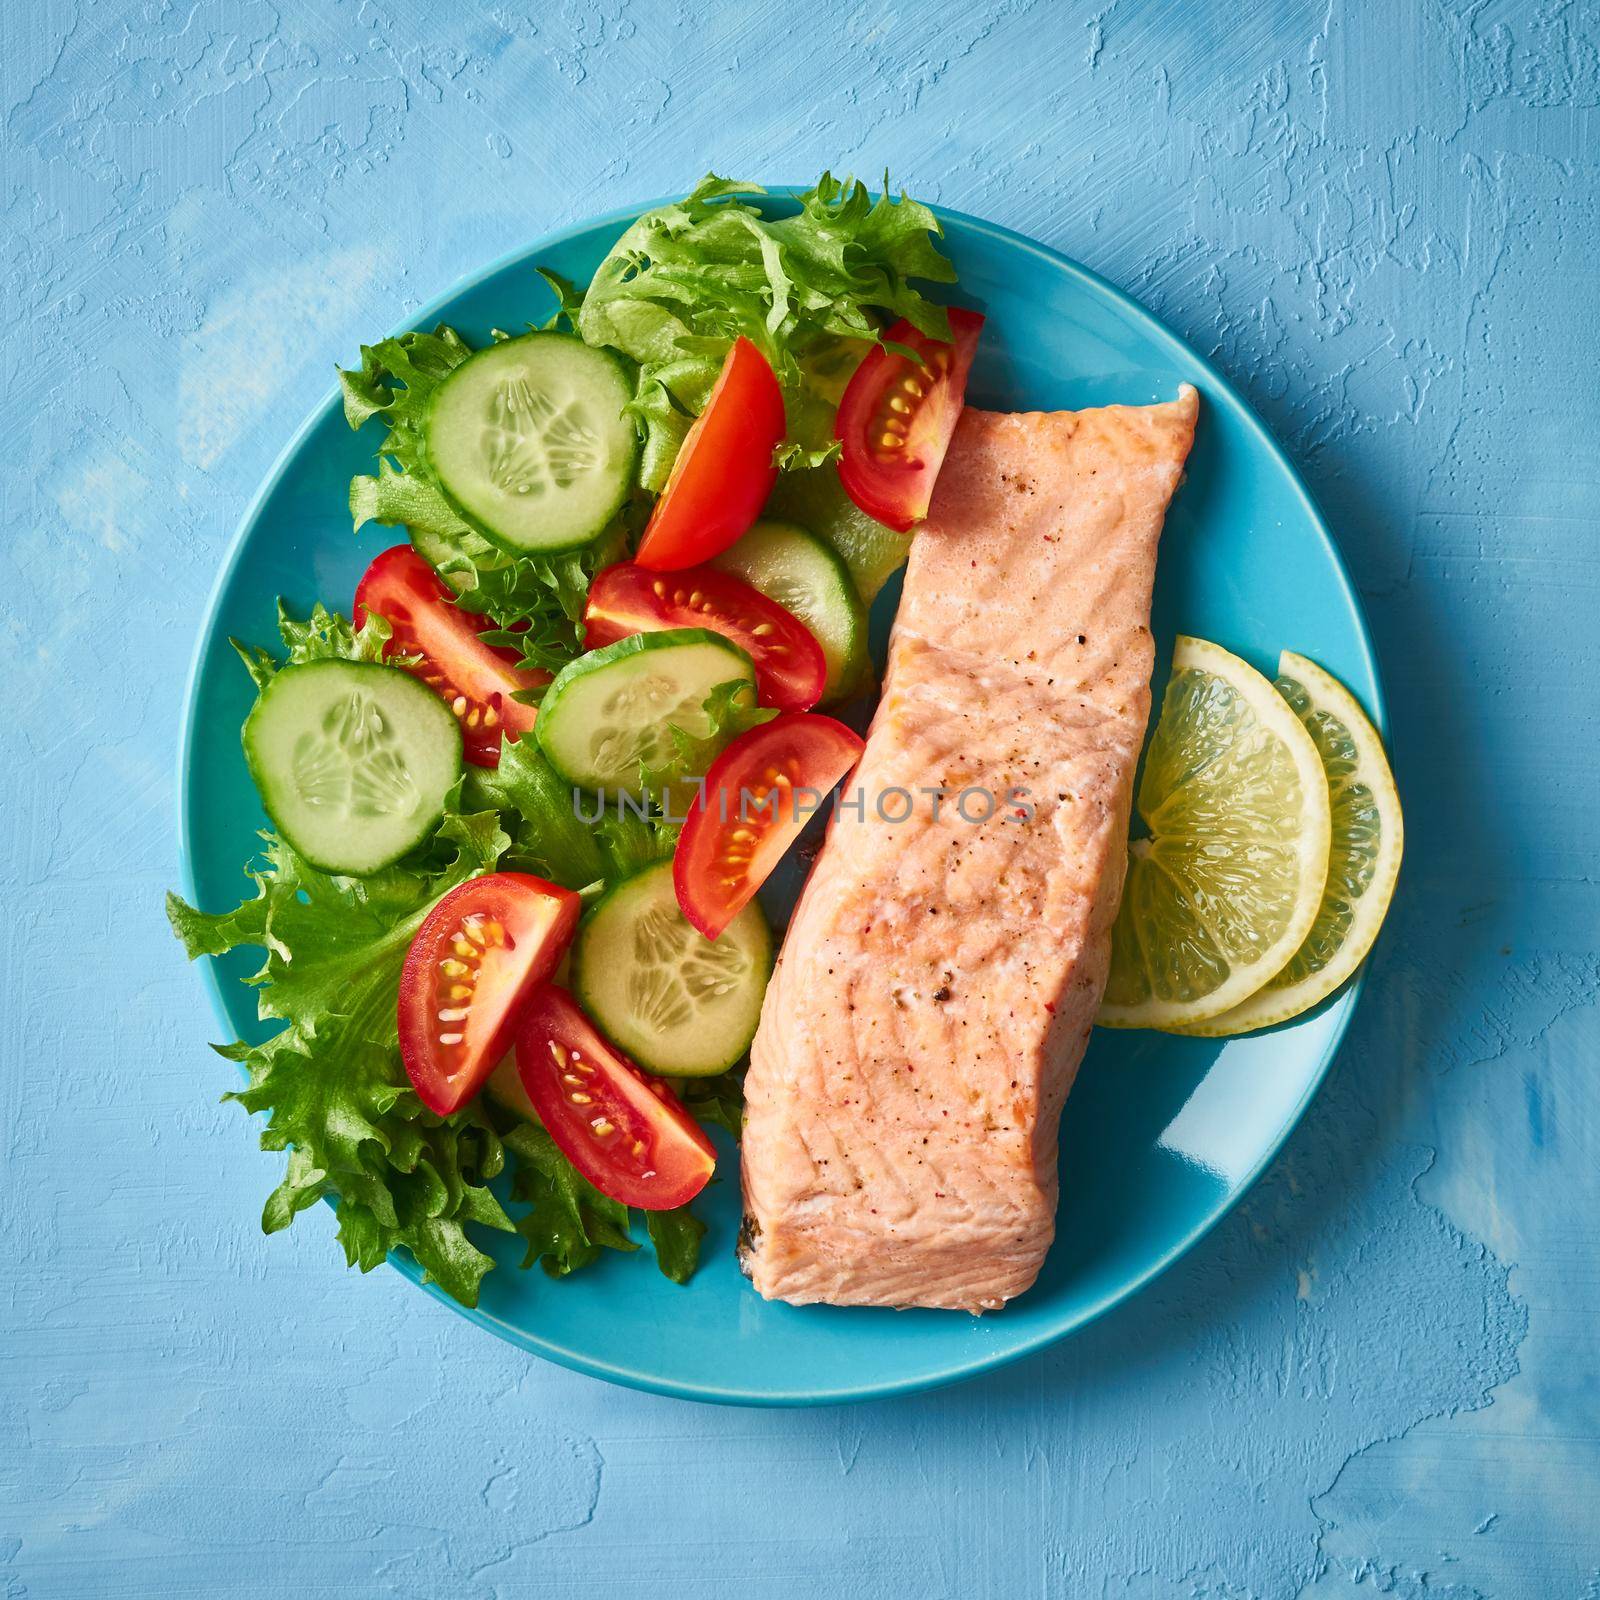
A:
[575,173,957,487]
[230,597,398,691]
[503,1120,708,1284]
[167,808,517,1307]
[464,736,614,891]
[339,326,474,472]
[506,1120,637,1277]
[464,734,683,893]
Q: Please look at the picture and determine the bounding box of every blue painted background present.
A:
[3,1,1597,1594]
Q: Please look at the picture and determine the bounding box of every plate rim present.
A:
[176,190,1385,1407]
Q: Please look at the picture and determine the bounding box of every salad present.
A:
[168,175,985,1307]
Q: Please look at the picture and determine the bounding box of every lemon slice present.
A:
[1173,651,1402,1036]
[1098,636,1332,1031]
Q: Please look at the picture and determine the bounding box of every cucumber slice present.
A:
[535,629,755,793]
[426,333,639,557]
[713,519,870,703]
[572,860,772,1077]
[243,660,462,875]
[765,463,911,603]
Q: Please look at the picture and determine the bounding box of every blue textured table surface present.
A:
[4,2,1598,1594]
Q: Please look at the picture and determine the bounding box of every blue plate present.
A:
[178,196,1383,1406]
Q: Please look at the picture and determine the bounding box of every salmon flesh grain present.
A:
[739,387,1201,1311]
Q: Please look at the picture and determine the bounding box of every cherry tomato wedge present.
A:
[516,985,716,1210]
[635,336,786,571]
[355,544,547,767]
[834,307,985,533]
[674,712,865,940]
[399,873,581,1115]
[584,561,827,712]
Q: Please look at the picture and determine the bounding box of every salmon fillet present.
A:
[738,387,1200,1311]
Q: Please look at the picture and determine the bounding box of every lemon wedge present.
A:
[1098,636,1332,1031]
[1173,650,1402,1035]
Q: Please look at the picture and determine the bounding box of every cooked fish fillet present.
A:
[739,386,1200,1311]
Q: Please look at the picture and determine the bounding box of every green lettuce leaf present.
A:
[642,677,778,808]
[679,1070,744,1139]
[471,535,622,683]
[170,602,528,1306]
[773,438,842,471]
[646,1207,708,1285]
[338,325,474,474]
[574,173,956,488]
[348,458,466,546]
[591,802,679,881]
[534,267,586,331]
[464,737,613,891]
[505,1122,711,1285]
[229,598,397,691]
[506,1122,637,1277]
[168,810,515,1307]
[465,733,689,908]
